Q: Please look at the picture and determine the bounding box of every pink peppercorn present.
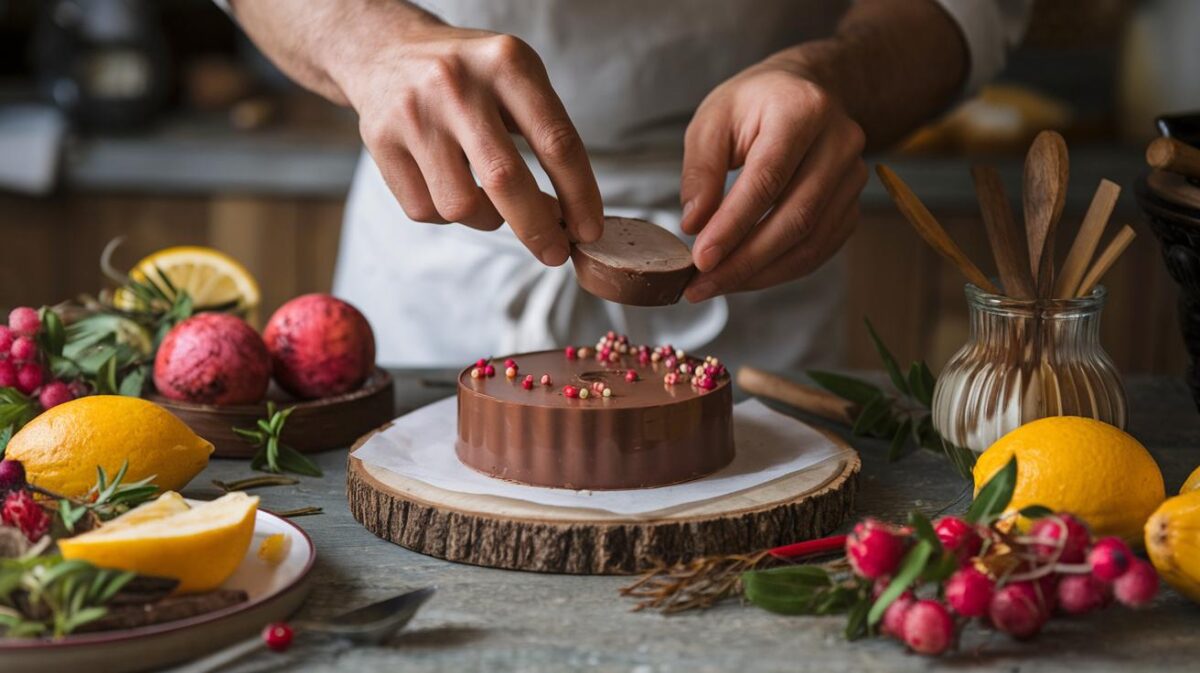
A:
[504,358,516,368]
[541,374,552,386]
[484,364,496,377]
[476,358,487,369]
[699,376,715,390]
[565,346,577,360]
[625,370,638,382]
[563,385,579,398]
[522,376,534,390]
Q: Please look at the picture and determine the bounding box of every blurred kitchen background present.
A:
[0,0,1197,374]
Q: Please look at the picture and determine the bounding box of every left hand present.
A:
[680,60,868,302]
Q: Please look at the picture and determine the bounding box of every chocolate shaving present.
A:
[77,589,249,632]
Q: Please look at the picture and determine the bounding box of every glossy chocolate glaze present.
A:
[456,348,734,490]
[571,217,696,306]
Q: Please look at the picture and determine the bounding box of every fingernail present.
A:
[682,200,695,220]
[685,280,717,303]
[544,243,570,266]
[697,244,724,271]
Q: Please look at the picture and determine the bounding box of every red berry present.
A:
[1,489,50,543]
[1089,537,1133,582]
[1056,573,1108,615]
[15,362,43,395]
[881,592,915,639]
[1029,514,1091,564]
[0,360,16,388]
[933,516,982,562]
[38,381,73,410]
[504,358,516,368]
[9,336,36,362]
[68,380,89,398]
[902,600,955,655]
[988,582,1046,639]
[483,364,495,377]
[0,326,12,353]
[563,385,579,399]
[0,460,26,493]
[7,307,39,337]
[262,622,294,652]
[845,518,906,579]
[945,567,994,617]
[625,370,638,383]
[522,376,534,390]
[565,346,577,360]
[1113,559,1159,608]
[475,358,487,369]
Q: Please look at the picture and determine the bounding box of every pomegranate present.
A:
[263,294,376,399]
[154,313,271,405]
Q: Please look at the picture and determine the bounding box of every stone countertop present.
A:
[62,117,1150,212]
[189,372,1200,673]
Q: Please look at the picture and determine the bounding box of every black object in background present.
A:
[31,0,170,132]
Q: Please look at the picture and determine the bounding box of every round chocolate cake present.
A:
[456,334,734,490]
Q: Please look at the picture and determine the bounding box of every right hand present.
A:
[334,19,604,266]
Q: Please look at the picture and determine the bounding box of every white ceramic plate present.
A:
[1,506,316,673]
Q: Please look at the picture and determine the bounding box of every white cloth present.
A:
[311,1,1029,367]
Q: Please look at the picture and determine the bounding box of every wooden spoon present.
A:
[1023,130,1070,298]
[736,367,856,426]
[1054,179,1120,298]
[971,165,1035,299]
[1075,225,1136,298]
[876,164,1001,295]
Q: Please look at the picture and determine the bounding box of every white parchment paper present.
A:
[350,396,845,516]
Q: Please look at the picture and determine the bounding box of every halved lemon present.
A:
[59,491,259,594]
[114,246,260,319]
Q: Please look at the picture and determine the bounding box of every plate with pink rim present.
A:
[1,506,315,673]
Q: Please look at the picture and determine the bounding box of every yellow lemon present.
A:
[1180,465,1200,494]
[114,246,260,322]
[973,416,1164,543]
[5,396,213,497]
[1145,490,1200,603]
[59,492,258,594]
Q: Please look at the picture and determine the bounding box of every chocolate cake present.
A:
[456,334,734,490]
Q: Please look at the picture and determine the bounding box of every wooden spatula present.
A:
[1054,179,1120,298]
[876,164,1001,295]
[971,165,1035,299]
[1023,131,1070,298]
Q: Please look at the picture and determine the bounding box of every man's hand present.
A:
[231,2,604,266]
[679,62,867,303]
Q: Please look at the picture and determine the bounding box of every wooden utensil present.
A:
[1075,225,1136,298]
[1053,179,1120,299]
[735,366,856,426]
[1023,130,1070,297]
[876,164,1001,295]
[1146,137,1200,182]
[971,165,1035,299]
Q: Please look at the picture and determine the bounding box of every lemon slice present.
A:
[115,246,260,317]
[59,491,258,594]
[100,491,191,532]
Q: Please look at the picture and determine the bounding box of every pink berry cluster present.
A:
[568,332,727,392]
[0,307,81,411]
[849,512,1159,656]
[0,459,49,543]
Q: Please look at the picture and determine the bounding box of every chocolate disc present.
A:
[570,217,696,306]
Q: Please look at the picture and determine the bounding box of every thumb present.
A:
[679,117,730,236]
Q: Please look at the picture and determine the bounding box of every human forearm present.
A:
[765,0,969,150]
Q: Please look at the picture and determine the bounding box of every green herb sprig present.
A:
[233,403,322,477]
[0,545,136,638]
[52,462,160,533]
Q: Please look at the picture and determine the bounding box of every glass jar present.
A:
[931,284,1127,471]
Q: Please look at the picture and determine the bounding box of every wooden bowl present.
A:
[1136,170,1200,412]
[151,367,395,457]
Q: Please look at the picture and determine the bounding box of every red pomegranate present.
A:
[154,313,271,405]
[263,294,376,399]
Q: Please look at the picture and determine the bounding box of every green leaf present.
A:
[844,593,871,640]
[922,553,960,583]
[868,540,933,626]
[118,366,147,397]
[742,565,836,615]
[93,354,119,395]
[275,445,323,477]
[38,307,66,358]
[0,425,12,458]
[1019,504,1054,519]
[887,418,914,462]
[907,511,942,555]
[851,396,889,437]
[965,456,1018,524]
[807,371,884,407]
[906,363,933,407]
[864,318,908,395]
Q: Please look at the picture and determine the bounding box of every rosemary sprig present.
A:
[233,403,323,478]
[52,462,160,533]
[0,545,136,638]
[273,506,323,518]
[212,475,300,492]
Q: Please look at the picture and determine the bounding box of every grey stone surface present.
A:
[189,371,1200,672]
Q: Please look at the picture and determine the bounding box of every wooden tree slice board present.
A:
[153,368,394,458]
[347,424,859,575]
